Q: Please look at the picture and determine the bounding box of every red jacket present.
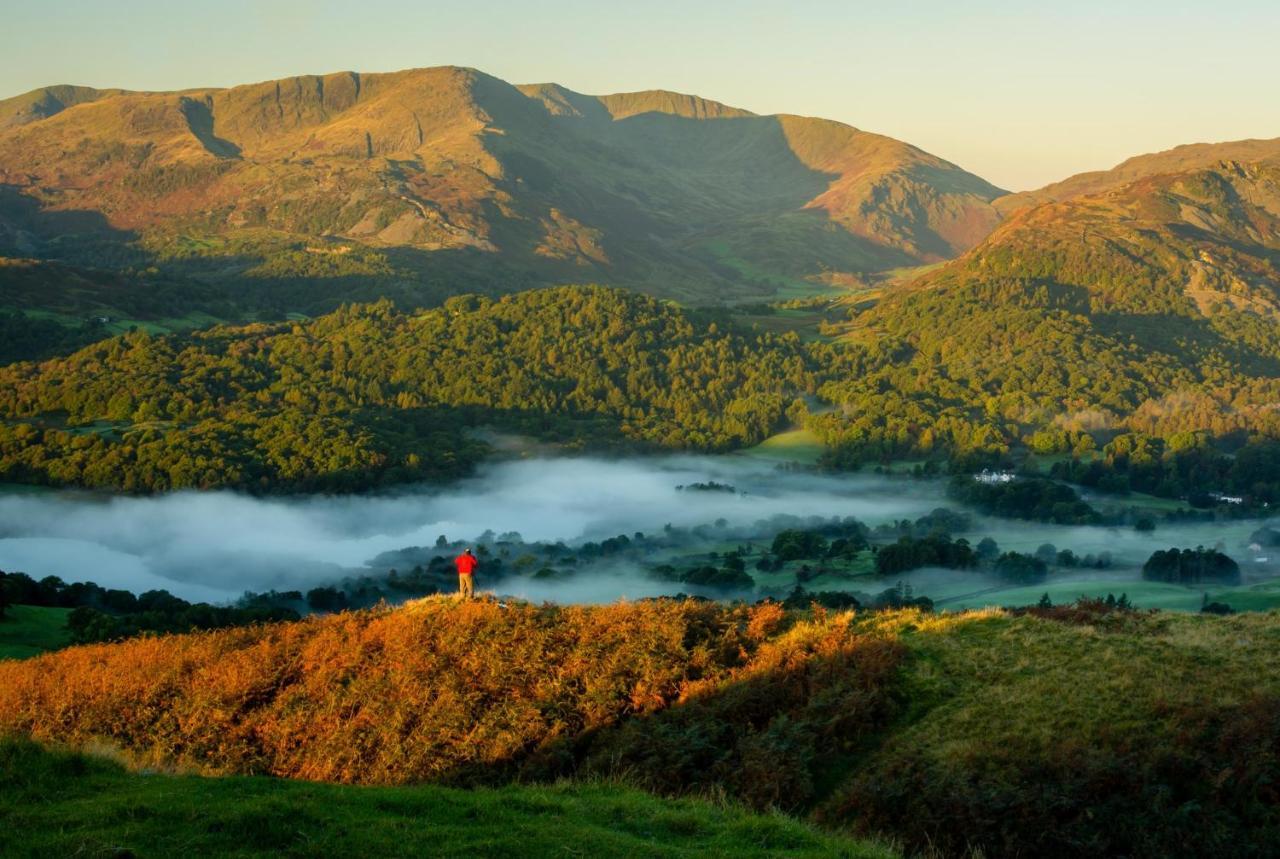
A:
[455,553,479,575]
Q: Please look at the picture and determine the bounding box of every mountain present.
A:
[0,66,1004,313]
[808,139,1280,463]
[994,136,1280,214]
[0,84,124,130]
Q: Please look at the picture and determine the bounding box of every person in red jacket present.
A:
[455,548,479,599]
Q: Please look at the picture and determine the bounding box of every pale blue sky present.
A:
[1,0,1275,190]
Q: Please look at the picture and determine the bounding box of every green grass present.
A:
[0,738,896,859]
[100,311,230,337]
[1090,489,1193,515]
[0,606,72,660]
[698,239,822,295]
[741,428,825,464]
[1205,580,1280,612]
[823,607,1280,855]
[936,579,1210,611]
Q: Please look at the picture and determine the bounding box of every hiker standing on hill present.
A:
[455,548,478,599]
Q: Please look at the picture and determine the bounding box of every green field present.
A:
[0,606,71,660]
[1,305,230,338]
[0,738,894,859]
[741,428,826,464]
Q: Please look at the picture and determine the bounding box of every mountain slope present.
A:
[994,136,1280,213]
[0,85,122,129]
[809,142,1280,461]
[0,66,1004,310]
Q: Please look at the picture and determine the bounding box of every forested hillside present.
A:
[808,150,1280,470]
[8,259,1280,496]
[0,286,816,491]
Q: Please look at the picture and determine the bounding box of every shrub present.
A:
[0,598,902,802]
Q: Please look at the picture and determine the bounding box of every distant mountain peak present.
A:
[0,65,1005,306]
[0,84,123,129]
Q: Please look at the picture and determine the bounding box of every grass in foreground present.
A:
[0,738,896,859]
[9,601,1280,856]
[0,605,71,660]
[830,608,1280,856]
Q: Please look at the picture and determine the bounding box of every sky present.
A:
[1,1,1276,191]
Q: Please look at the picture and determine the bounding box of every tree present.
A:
[1142,547,1240,585]
[993,552,1048,585]
[306,586,348,613]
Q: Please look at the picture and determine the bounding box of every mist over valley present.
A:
[4,12,1280,855]
[2,453,1272,614]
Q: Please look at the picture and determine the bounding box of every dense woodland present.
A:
[0,287,816,491]
[4,276,1280,499]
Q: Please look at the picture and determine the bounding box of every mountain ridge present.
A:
[0,65,1004,309]
[994,136,1280,213]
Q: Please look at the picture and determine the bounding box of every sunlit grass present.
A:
[742,428,825,464]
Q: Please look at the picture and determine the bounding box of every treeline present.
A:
[946,475,1101,524]
[8,274,1280,498]
[1050,432,1280,506]
[0,571,298,644]
[0,287,817,492]
[1142,547,1241,585]
[874,535,975,576]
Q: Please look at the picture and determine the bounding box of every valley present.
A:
[2,448,1275,622]
[2,31,1280,857]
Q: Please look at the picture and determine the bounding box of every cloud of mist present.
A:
[0,455,944,602]
[0,454,1265,606]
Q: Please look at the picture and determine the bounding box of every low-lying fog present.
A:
[0,455,1268,607]
[0,456,944,602]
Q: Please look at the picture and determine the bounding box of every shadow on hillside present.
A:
[426,630,906,816]
[179,98,243,159]
[1092,311,1280,377]
[0,184,141,266]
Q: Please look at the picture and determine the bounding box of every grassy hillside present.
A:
[4,597,1280,856]
[0,738,892,859]
[0,65,1003,322]
[0,605,70,659]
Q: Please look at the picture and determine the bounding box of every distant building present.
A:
[975,469,1016,485]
